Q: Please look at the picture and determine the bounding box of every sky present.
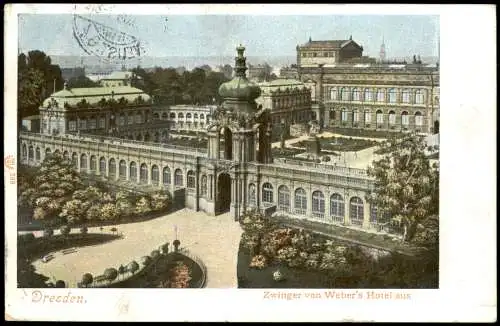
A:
[18,14,439,59]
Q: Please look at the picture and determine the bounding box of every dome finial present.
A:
[234,44,247,77]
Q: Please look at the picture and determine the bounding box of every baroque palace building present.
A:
[20,45,390,233]
[295,37,440,134]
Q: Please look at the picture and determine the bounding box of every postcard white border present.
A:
[4,4,497,322]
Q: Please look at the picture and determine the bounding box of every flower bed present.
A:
[296,136,378,152]
[237,211,438,289]
[324,127,405,139]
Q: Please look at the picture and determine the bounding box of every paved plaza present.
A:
[32,209,243,288]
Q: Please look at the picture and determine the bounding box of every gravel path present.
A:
[31,209,243,288]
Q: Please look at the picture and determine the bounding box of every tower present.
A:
[207,45,272,220]
[379,36,386,63]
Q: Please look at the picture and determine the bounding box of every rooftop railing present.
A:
[272,157,372,178]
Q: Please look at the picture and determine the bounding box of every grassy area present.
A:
[296,136,378,152]
[166,136,208,148]
[273,215,424,257]
[324,127,405,139]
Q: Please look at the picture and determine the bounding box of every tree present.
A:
[220,64,233,79]
[100,203,119,221]
[67,75,100,88]
[55,280,66,288]
[43,228,54,237]
[60,225,71,236]
[18,51,64,120]
[173,239,181,252]
[134,196,152,215]
[150,190,171,211]
[59,199,89,224]
[118,264,126,280]
[81,273,93,288]
[127,261,140,275]
[150,250,160,259]
[160,243,169,255]
[140,256,152,266]
[104,268,118,283]
[367,133,439,242]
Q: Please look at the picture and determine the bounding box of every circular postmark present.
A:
[72,7,146,64]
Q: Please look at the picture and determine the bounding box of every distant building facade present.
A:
[21,115,40,133]
[295,37,440,134]
[153,105,217,132]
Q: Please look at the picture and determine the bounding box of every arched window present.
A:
[330,87,337,100]
[28,146,34,161]
[22,144,27,159]
[99,116,106,129]
[415,111,423,126]
[340,87,349,101]
[79,118,87,130]
[135,112,142,124]
[127,113,134,125]
[163,113,170,120]
[187,170,196,189]
[330,194,345,223]
[80,154,88,170]
[129,162,137,182]
[109,158,116,177]
[140,163,148,184]
[341,108,348,122]
[352,109,359,123]
[163,167,171,185]
[186,113,192,119]
[201,175,207,197]
[35,147,41,161]
[401,111,409,127]
[69,119,77,131]
[45,148,52,155]
[294,188,307,215]
[248,183,256,205]
[100,157,106,174]
[415,89,424,104]
[151,165,159,185]
[364,88,373,102]
[389,111,396,125]
[72,152,78,168]
[174,169,183,186]
[262,183,274,205]
[200,114,204,120]
[89,116,97,129]
[376,110,384,125]
[312,191,325,218]
[278,185,290,212]
[90,155,97,171]
[402,89,411,103]
[153,113,160,120]
[119,160,127,179]
[329,109,336,120]
[54,149,61,156]
[62,151,69,161]
[350,197,364,226]
[376,89,385,102]
[388,88,397,103]
[352,88,360,101]
[178,113,184,119]
[118,113,126,126]
[194,113,198,119]
[364,110,371,124]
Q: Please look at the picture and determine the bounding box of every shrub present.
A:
[60,225,71,236]
[104,268,118,283]
[81,273,93,287]
[43,228,54,237]
[19,233,35,242]
[127,261,140,275]
[140,256,152,266]
[55,280,66,288]
[80,226,88,234]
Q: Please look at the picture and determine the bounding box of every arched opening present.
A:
[217,173,231,214]
[434,120,440,134]
[221,127,232,160]
[144,132,151,142]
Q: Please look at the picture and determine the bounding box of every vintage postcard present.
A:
[4,4,496,322]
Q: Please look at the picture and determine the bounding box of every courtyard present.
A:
[31,209,243,288]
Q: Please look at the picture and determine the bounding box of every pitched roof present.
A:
[301,40,350,49]
[43,86,150,107]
